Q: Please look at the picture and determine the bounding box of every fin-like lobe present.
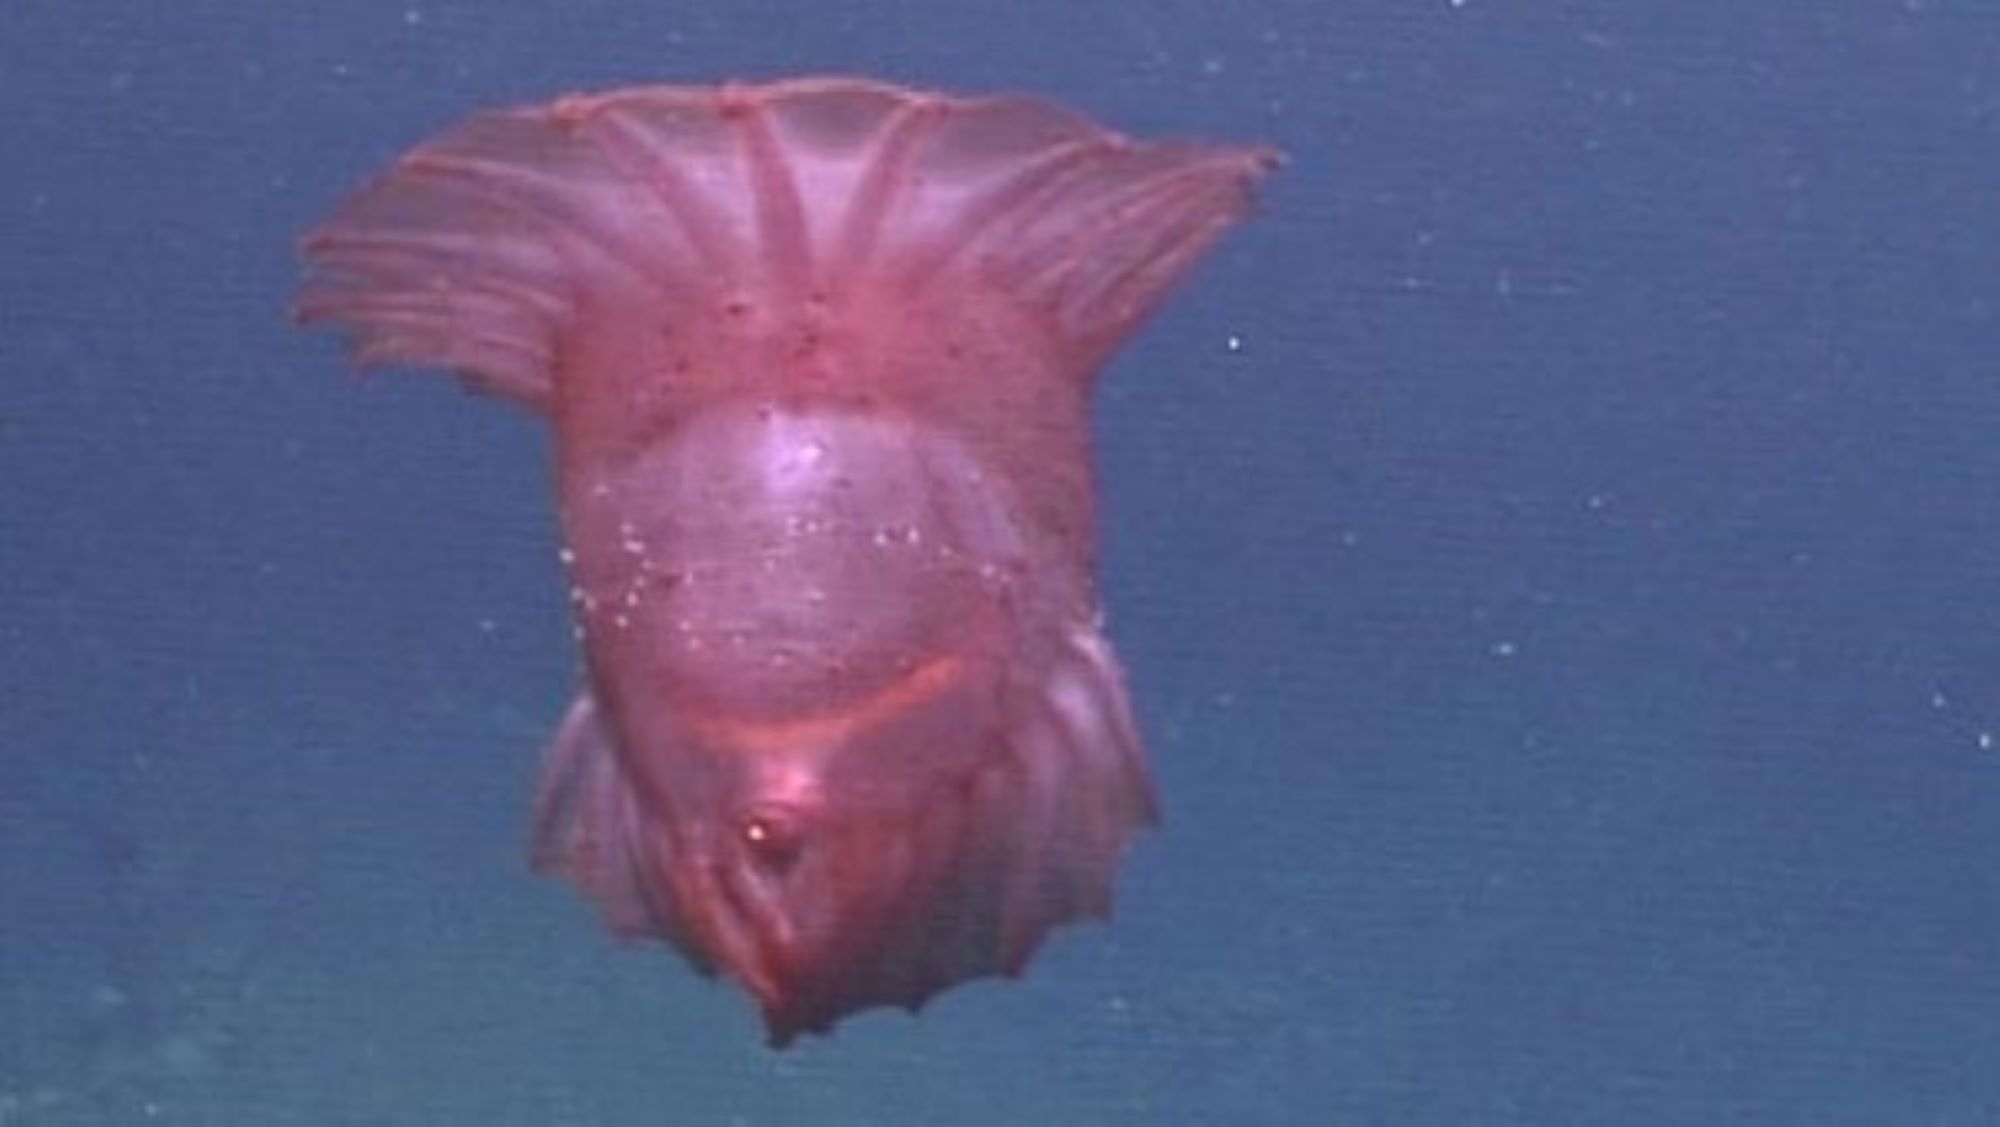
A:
[295,77,1277,407]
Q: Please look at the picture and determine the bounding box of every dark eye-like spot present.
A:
[740,805,804,872]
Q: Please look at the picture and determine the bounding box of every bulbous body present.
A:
[297,77,1274,1044]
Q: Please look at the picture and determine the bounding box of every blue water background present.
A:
[4,2,1998,1122]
